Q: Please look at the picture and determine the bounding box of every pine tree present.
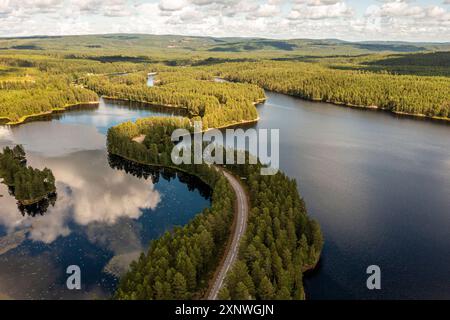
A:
[173,273,188,299]
[234,282,251,300]
[258,276,274,300]
[218,287,231,300]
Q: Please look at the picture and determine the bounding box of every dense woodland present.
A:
[108,116,322,300]
[80,55,449,121]
[212,61,450,119]
[0,55,147,122]
[218,162,323,300]
[0,145,56,204]
[110,119,236,299]
[1,49,449,123]
[81,70,265,129]
[1,41,448,300]
[0,57,99,122]
[0,82,98,122]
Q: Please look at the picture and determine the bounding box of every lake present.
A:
[1,88,449,300]
[253,92,450,299]
[0,98,210,299]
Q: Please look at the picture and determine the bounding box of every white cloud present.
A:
[289,1,353,20]
[0,127,12,140]
[190,0,241,6]
[249,4,281,18]
[72,0,132,17]
[0,0,449,42]
[0,150,161,244]
[359,0,450,41]
[2,0,63,14]
[303,0,342,6]
[367,0,424,18]
[159,0,187,11]
[0,0,15,16]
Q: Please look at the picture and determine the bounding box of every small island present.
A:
[0,145,56,205]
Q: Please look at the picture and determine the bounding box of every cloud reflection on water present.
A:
[0,149,161,244]
[6,122,106,157]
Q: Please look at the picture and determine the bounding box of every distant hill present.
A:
[0,34,449,56]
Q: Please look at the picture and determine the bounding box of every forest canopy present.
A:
[1,49,449,123]
[0,145,56,205]
[0,55,147,123]
[211,61,450,120]
[2,42,448,300]
[108,116,323,300]
[81,69,265,130]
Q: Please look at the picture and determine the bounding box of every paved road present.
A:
[207,169,249,300]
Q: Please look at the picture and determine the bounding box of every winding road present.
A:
[131,133,249,299]
[207,168,249,300]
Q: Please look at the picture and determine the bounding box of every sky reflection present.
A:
[0,149,161,244]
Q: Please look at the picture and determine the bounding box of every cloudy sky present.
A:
[0,0,449,42]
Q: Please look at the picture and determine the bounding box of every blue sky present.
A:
[0,0,449,41]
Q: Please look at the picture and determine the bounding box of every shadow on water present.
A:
[7,103,100,126]
[5,98,188,127]
[108,153,212,200]
[102,98,188,117]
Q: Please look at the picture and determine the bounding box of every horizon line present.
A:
[1,32,449,45]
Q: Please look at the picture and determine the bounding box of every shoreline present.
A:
[221,77,449,123]
[274,91,450,123]
[0,178,56,205]
[103,96,189,111]
[103,95,264,130]
[320,98,450,122]
[0,93,264,130]
[109,152,215,188]
[18,191,56,206]
[1,101,99,126]
[108,152,246,300]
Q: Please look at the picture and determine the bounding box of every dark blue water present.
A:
[0,99,210,299]
[254,92,450,299]
[1,88,449,300]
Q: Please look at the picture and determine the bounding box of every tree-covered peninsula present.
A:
[81,69,265,130]
[0,55,141,124]
[108,116,323,300]
[0,66,99,124]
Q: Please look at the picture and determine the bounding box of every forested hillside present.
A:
[2,34,449,56]
[213,61,450,120]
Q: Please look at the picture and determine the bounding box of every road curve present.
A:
[207,169,249,300]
